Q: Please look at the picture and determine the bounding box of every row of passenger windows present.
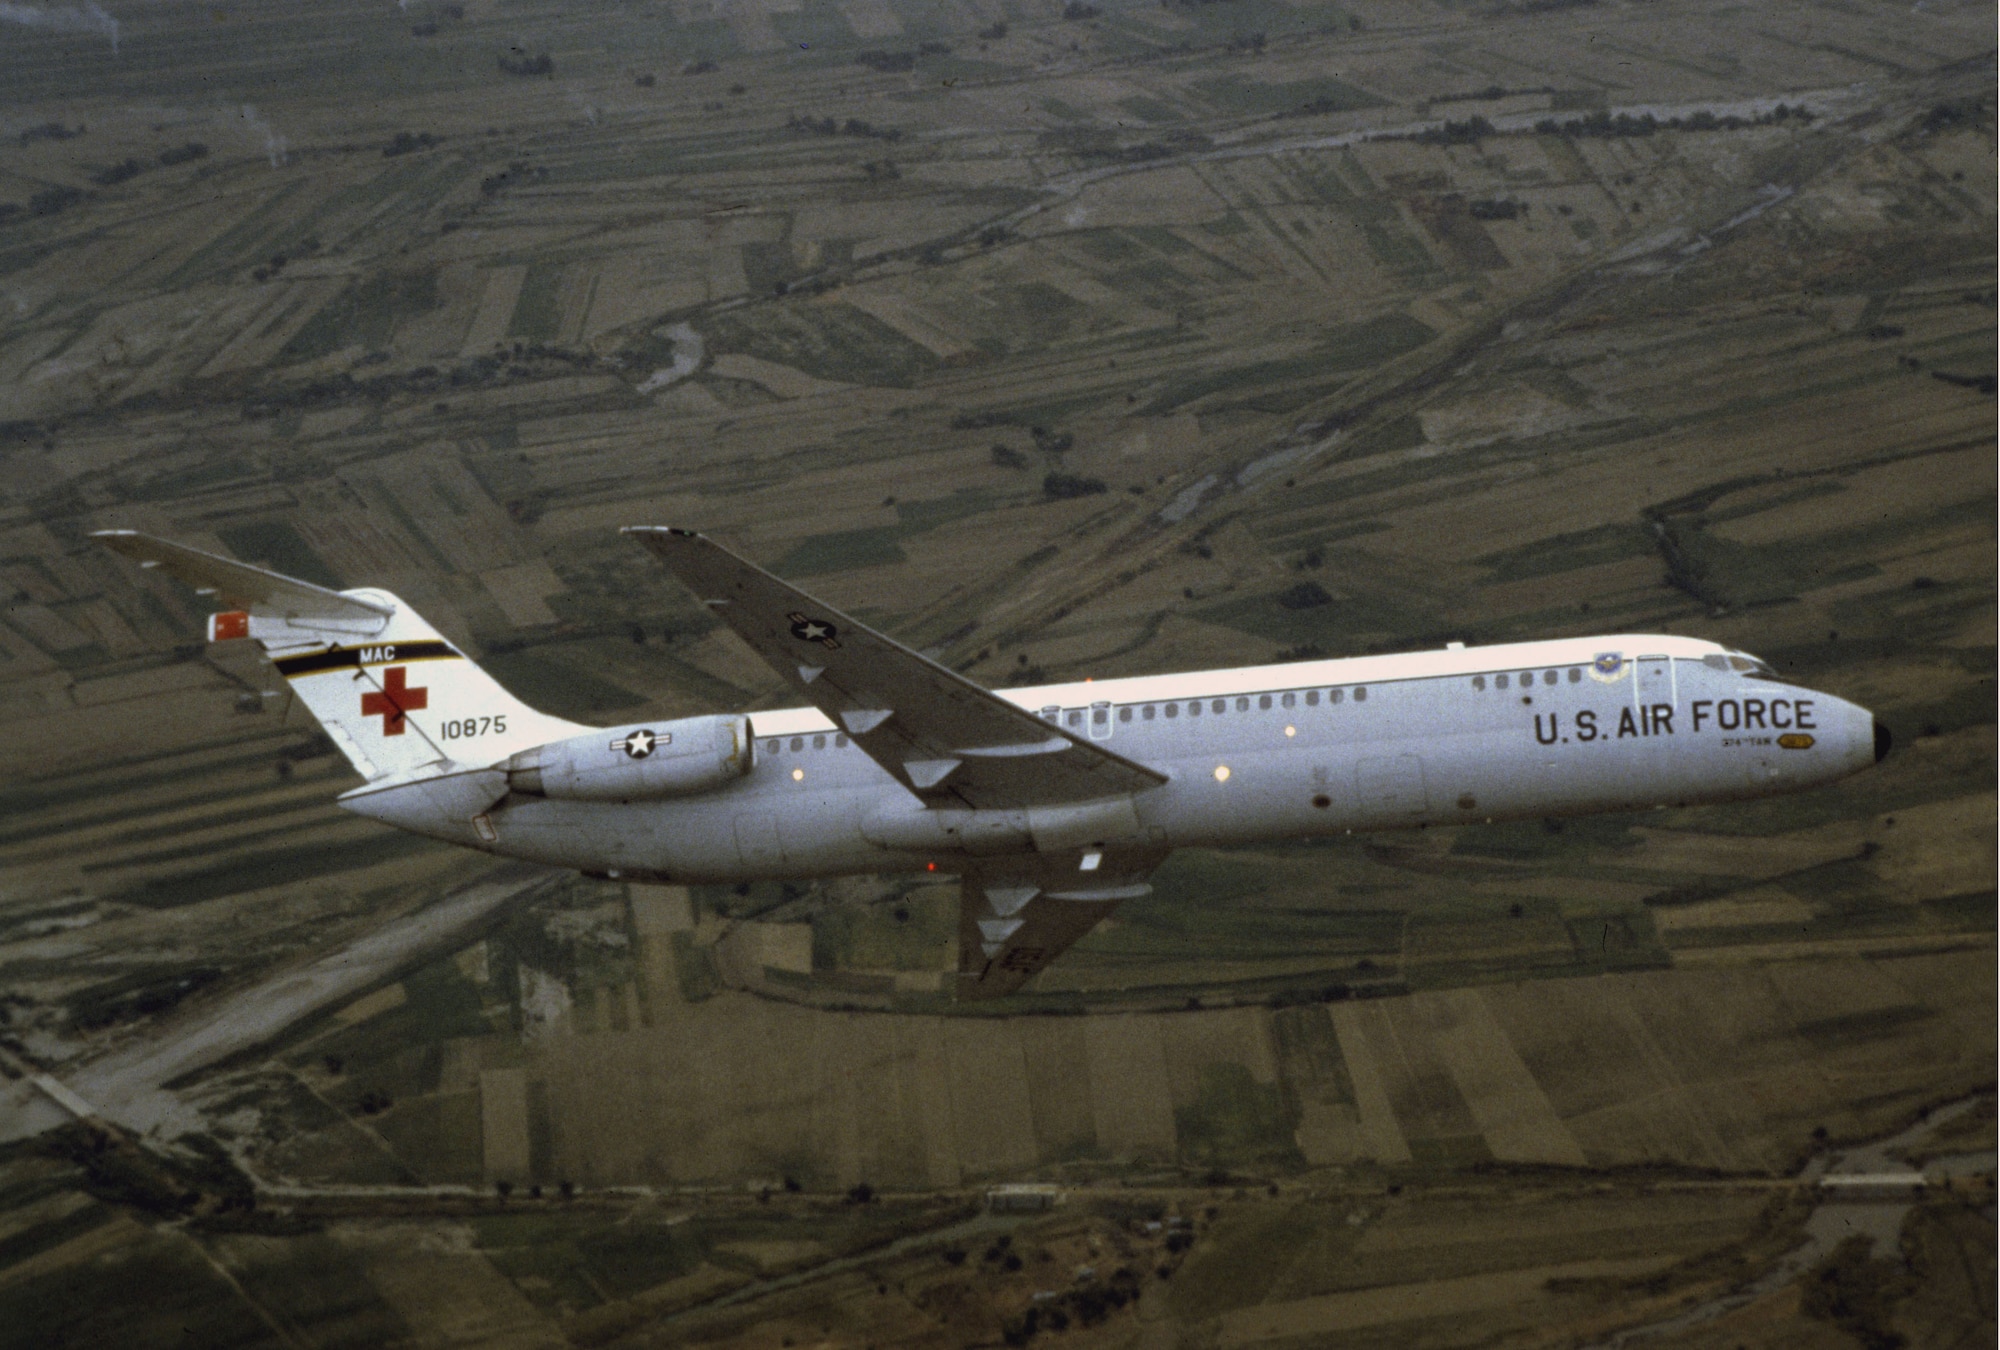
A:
[766,733,850,754]
[1052,687,1370,729]
[766,662,1663,751]
[1474,668,1584,690]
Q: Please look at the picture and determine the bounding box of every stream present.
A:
[1594,1092,1995,1346]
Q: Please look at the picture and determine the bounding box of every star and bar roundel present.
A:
[788,612,840,649]
[361,666,427,735]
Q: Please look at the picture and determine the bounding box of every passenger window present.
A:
[1041,706,1059,721]
[1188,701,1202,717]
[1496,674,1509,689]
[1473,675,1486,690]
[835,734,849,747]
[1330,689,1344,704]
[1164,703,1178,719]
[1354,687,1367,702]
[813,734,825,749]
[1568,668,1582,683]
[1259,694,1272,710]
[1236,697,1249,712]
[1066,710,1082,727]
[1305,690,1319,706]
[1211,699,1225,714]
[766,739,780,754]
[1544,670,1557,686]
[1282,692,1295,708]
[790,737,803,751]
[1118,706,1132,723]
[1143,705,1156,720]
[1092,707,1107,725]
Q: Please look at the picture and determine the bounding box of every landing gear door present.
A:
[1636,655,1675,712]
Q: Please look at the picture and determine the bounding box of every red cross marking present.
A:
[360,666,428,736]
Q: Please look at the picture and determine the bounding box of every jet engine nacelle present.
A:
[507,715,750,801]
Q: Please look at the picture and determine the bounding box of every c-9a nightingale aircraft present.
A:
[96,528,1891,998]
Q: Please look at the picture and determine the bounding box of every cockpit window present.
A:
[1708,651,1775,675]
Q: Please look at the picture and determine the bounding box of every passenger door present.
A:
[1636,655,1675,713]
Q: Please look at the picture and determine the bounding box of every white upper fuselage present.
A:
[345,632,1880,884]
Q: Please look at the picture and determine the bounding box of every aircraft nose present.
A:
[1874,718,1892,764]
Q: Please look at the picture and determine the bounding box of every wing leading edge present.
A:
[625,527,1166,811]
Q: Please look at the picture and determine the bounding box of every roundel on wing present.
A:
[789,614,838,644]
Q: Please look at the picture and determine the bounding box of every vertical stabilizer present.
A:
[95,531,588,780]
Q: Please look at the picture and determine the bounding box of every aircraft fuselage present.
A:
[340,632,1883,884]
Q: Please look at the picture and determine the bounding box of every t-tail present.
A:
[92,531,587,781]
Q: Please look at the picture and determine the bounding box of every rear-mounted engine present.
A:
[506,714,750,801]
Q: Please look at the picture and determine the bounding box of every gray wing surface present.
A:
[625,527,1165,810]
[956,845,1168,999]
[92,530,390,629]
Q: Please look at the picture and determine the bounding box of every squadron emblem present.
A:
[1590,652,1626,682]
[788,612,841,649]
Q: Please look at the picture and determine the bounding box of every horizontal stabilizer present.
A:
[92,530,390,630]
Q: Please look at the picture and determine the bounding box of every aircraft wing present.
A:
[955,845,1167,999]
[92,530,391,631]
[625,528,1166,810]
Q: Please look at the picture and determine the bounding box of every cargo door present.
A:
[1355,754,1429,819]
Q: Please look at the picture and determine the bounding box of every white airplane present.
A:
[97,528,1889,998]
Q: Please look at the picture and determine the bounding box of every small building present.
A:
[986,1183,1062,1212]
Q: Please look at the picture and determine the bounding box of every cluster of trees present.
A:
[383,131,441,157]
[90,158,142,186]
[854,42,950,72]
[26,184,83,217]
[159,141,207,166]
[480,161,548,196]
[1002,1264,1146,1345]
[17,121,81,147]
[251,240,317,282]
[785,115,903,142]
[1412,114,1498,145]
[499,49,554,76]
[1043,473,1107,499]
[1531,104,1816,138]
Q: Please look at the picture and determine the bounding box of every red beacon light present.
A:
[208,611,250,642]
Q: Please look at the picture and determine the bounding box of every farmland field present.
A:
[0,0,1990,1344]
